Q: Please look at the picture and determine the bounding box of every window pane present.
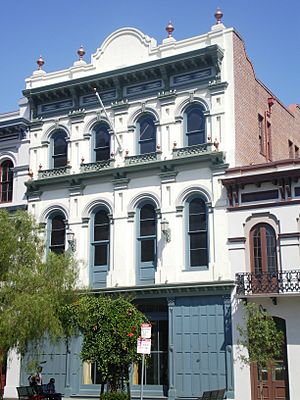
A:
[94,244,108,265]
[95,210,109,224]
[187,108,204,132]
[54,133,67,155]
[94,225,109,241]
[50,215,65,254]
[188,131,205,146]
[189,198,205,214]
[141,239,155,262]
[95,126,110,147]
[0,160,13,203]
[140,220,156,236]
[189,214,206,231]
[141,204,155,219]
[94,124,110,161]
[266,226,277,272]
[190,232,207,250]
[139,118,156,140]
[140,140,156,154]
[53,154,68,168]
[95,148,110,162]
[190,249,208,266]
[53,131,67,167]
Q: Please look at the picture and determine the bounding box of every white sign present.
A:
[137,337,151,354]
[141,323,152,339]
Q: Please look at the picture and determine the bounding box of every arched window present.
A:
[184,104,206,146]
[137,115,156,155]
[52,130,68,168]
[250,223,277,274]
[187,196,208,268]
[91,208,110,288]
[0,160,13,203]
[137,202,157,283]
[49,214,66,254]
[93,123,110,161]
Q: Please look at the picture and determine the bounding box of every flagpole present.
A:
[93,88,123,152]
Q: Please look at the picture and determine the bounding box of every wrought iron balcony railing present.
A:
[236,270,300,296]
[38,165,71,179]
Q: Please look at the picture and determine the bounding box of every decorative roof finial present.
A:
[77,45,85,61]
[37,55,45,70]
[214,7,223,24]
[166,21,174,38]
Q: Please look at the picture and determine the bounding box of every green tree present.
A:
[0,209,77,395]
[74,295,147,396]
[237,302,284,400]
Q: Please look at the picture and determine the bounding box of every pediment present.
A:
[91,27,157,72]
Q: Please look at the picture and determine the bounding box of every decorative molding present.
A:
[68,179,85,196]
[81,217,90,228]
[68,109,86,123]
[157,89,177,105]
[227,237,246,243]
[111,99,129,112]
[172,142,213,158]
[125,151,161,165]
[80,159,114,173]
[127,211,135,222]
[112,177,130,190]
[124,79,163,96]
[171,68,213,87]
[278,232,300,239]
[38,165,71,179]
[30,118,44,132]
[159,170,178,183]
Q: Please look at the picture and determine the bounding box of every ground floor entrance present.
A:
[19,287,234,399]
[251,317,289,400]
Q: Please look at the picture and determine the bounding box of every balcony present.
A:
[125,151,161,165]
[236,270,300,296]
[80,159,114,173]
[172,142,213,158]
[38,165,71,179]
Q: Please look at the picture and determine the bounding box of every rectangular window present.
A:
[241,190,279,203]
[288,140,294,158]
[258,114,265,156]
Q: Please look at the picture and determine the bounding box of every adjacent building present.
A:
[2,9,300,400]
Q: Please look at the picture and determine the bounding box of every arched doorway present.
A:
[251,317,289,400]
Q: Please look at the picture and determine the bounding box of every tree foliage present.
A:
[74,295,147,393]
[237,302,283,368]
[0,209,77,357]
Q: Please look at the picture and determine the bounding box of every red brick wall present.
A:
[232,32,300,166]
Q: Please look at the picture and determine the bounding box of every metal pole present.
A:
[93,88,123,152]
[141,353,145,400]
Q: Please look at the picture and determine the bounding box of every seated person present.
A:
[45,378,62,400]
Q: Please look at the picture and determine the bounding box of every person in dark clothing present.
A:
[45,378,62,400]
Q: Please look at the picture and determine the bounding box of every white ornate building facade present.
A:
[2,10,300,400]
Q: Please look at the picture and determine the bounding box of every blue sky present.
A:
[1,0,299,113]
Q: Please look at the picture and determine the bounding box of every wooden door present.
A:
[251,318,289,400]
